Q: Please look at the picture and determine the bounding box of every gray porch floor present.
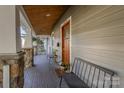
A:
[24,55,68,88]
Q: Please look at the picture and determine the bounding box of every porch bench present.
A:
[62,57,118,88]
[63,72,89,88]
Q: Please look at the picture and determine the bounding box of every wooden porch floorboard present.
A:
[24,55,68,88]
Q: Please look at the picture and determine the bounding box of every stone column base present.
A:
[23,48,34,68]
[0,51,25,88]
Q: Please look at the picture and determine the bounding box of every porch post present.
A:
[0,5,25,88]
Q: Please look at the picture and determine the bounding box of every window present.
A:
[20,26,28,48]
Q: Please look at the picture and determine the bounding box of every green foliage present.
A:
[32,37,44,45]
[32,37,37,42]
[61,63,70,71]
[37,38,43,45]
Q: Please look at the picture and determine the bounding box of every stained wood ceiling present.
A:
[23,5,69,35]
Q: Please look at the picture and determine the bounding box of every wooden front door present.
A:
[62,21,70,65]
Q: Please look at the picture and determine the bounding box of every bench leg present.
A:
[59,76,63,88]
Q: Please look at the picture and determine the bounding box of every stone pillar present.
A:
[0,51,25,88]
[23,48,34,68]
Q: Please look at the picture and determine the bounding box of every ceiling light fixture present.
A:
[46,13,51,17]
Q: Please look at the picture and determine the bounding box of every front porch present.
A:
[24,54,68,88]
[0,5,124,88]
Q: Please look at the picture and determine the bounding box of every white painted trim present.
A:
[60,16,72,68]
[3,64,10,88]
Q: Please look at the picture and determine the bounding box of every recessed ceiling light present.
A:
[46,14,51,17]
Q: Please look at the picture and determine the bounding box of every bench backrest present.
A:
[71,57,118,88]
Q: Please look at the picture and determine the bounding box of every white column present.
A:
[3,65,10,88]
[0,5,21,54]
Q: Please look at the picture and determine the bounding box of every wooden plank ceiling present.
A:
[23,5,69,35]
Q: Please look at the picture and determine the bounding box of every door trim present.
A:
[60,16,72,65]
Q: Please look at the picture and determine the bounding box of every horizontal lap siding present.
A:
[52,6,124,87]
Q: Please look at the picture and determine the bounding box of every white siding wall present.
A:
[52,5,124,87]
